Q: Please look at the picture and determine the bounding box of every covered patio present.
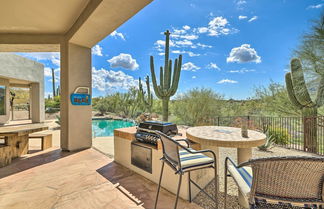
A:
[0,0,152,152]
[0,1,205,208]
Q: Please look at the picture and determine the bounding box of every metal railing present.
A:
[208,116,324,155]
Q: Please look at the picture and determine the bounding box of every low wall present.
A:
[114,127,214,201]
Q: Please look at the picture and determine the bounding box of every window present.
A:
[0,86,5,115]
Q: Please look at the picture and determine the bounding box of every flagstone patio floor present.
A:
[0,147,202,209]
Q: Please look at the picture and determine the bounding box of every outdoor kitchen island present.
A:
[114,126,214,201]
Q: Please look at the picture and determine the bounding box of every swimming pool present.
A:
[92,119,135,137]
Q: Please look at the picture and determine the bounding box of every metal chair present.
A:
[224,156,324,209]
[154,131,219,209]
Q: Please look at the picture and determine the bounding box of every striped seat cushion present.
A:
[228,164,253,199]
[179,148,214,169]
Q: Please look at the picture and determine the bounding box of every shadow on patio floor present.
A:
[0,148,76,179]
[97,161,202,209]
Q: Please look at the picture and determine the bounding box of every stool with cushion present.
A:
[154,131,219,209]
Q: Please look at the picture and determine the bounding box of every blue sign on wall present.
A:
[70,87,91,106]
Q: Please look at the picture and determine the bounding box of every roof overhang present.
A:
[0,0,152,52]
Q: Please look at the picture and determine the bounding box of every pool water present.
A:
[92,119,135,137]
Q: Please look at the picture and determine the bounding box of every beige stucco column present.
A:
[60,42,92,151]
[30,82,44,123]
[0,78,10,124]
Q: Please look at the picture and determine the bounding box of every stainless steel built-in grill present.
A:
[135,121,178,146]
[131,121,179,173]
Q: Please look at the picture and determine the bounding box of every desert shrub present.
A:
[94,98,109,115]
[45,96,60,109]
[173,88,224,126]
[267,127,290,145]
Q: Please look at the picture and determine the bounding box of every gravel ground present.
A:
[193,146,319,209]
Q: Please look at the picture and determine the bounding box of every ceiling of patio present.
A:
[0,0,90,34]
[0,0,152,51]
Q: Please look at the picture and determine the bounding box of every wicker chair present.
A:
[154,131,219,209]
[224,156,324,209]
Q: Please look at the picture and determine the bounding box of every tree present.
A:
[294,13,324,73]
[253,81,299,116]
[173,88,224,126]
[138,76,153,113]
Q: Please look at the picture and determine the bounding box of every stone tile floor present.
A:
[0,147,202,209]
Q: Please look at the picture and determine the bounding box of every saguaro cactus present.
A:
[139,76,153,112]
[285,58,323,152]
[150,30,182,121]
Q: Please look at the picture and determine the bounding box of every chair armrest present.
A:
[175,138,190,148]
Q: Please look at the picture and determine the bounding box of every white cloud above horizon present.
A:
[110,30,125,40]
[217,79,238,84]
[182,62,201,71]
[206,62,221,70]
[92,67,137,92]
[227,44,261,63]
[92,45,103,56]
[195,16,238,37]
[238,15,247,20]
[236,0,247,9]
[228,68,256,73]
[248,16,258,22]
[307,4,323,9]
[18,52,60,67]
[107,53,139,70]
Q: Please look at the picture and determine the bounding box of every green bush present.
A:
[267,127,290,145]
[173,88,224,126]
[94,98,109,115]
[45,96,60,109]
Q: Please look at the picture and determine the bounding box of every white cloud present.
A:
[182,62,201,71]
[18,52,60,67]
[227,44,261,63]
[92,45,103,56]
[155,39,175,53]
[171,50,200,57]
[110,30,125,40]
[175,40,193,47]
[217,79,238,84]
[307,4,323,9]
[197,43,212,48]
[236,0,247,9]
[107,53,139,70]
[248,16,258,22]
[238,15,247,20]
[183,25,191,30]
[180,34,199,40]
[196,27,209,34]
[228,68,255,73]
[192,76,196,79]
[92,67,137,92]
[44,67,52,77]
[207,62,220,70]
[154,26,212,56]
[194,16,238,37]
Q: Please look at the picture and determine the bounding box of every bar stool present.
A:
[154,131,219,209]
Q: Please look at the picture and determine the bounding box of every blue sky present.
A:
[18,0,323,99]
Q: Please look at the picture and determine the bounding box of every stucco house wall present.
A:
[0,53,44,124]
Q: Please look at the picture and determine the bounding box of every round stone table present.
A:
[186,126,266,208]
